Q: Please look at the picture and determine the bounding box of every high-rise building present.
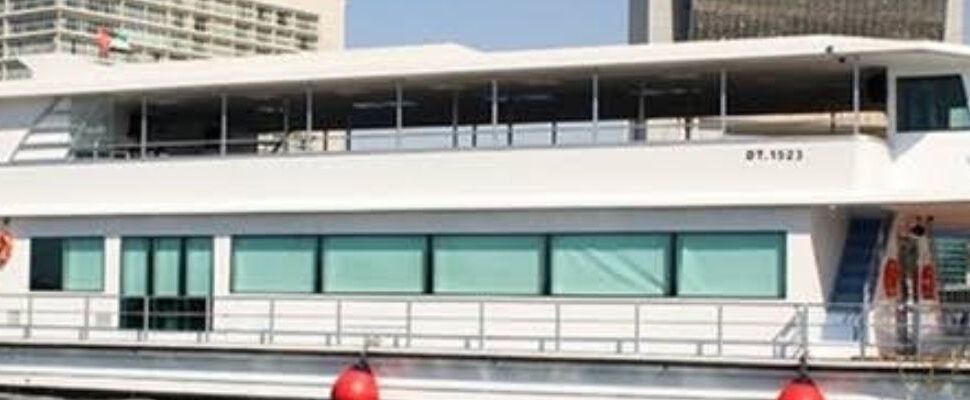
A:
[630,0,965,44]
[0,0,346,79]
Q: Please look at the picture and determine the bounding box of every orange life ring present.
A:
[0,229,12,268]
[883,258,901,299]
[919,264,938,301]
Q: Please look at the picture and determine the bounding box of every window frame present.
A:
[673,231,787,300]
[29,236,106,293]
[321,234,430,295]
[229,235,321,294]
[431,234,548,297]
[548,233,675,298]
[896,74,970,133]
[120,236,215,298]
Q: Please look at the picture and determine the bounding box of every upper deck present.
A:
[2,35,970,215]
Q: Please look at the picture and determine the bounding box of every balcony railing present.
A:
[61,117,880,163]
[2,293,969,363]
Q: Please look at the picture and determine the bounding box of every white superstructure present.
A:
[0,35,967,399]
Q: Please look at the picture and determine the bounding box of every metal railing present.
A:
[56,118,876,163]
[2,293,967,362]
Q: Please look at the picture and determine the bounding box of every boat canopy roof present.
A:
[2,35,970,99]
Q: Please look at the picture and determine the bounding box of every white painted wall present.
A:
[0,135,885,216]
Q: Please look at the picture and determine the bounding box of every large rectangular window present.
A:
[121,237,213,297]
[120,237,213,331]
[433,236,544,295]
[897,75,970,132]
[676,233,785,298]
[30,238,104,292]
[551,234,670,296]
[323,236,426,294]
[232,236,318,293]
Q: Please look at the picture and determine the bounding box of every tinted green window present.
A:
[433,236,543,295]
[934,235,969,287]
[898,76,970,132]
[676,233,785,298]
[121,237,213,296]
[153,238,181,296]
[185,238,213,296]
[121,238,150,296]
[61,238,104,292]
[232,236,317,293]
[323,236,426,293]
[552,234,670,296]
[30,238,104,292]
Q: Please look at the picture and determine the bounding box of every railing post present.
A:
[24,295,33,339]
[913,303,922,356]
[716,305,724,357]
[266,298,276,345]
[633,304,641,354]
[141,296,150,341]
[81,296,91,340]
[204,296,212,343]
[800,304,810,357]
[395,81,404,149]
[858,302,869,359]
[851,56,861,135]
[554,303,562,352]
[719,69,728,135]
[140,95,148,159]
[335,299,343,346]
[591,73,600,143]
[478,301,485,350]
[405,301,413,348]
[219,92,228,156]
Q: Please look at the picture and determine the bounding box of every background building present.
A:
[0,0,345,79]
[630,0,965,44]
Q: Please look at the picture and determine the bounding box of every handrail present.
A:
[48,119,885,165]
[0,293,967,362]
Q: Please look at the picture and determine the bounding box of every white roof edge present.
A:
[1,35,968,99]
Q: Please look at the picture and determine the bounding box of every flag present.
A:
[94,27,132,58]
[110,30,132,53]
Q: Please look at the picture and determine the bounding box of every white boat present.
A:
[0,35,967,399]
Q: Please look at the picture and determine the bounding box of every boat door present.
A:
[120,237,213,331]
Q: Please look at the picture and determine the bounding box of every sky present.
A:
[347,0,629,50]
[348,0,970,50]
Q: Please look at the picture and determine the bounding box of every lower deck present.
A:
[0,343,961,400]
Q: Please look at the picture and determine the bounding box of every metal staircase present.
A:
[831,217,887,304]
[11,97,72,163]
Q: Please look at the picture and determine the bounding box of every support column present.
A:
[139,95,147,159]
[852,57,861,135]
[451,91,459,148]
[719,69,728,135]
[592,73,600,143]
[219,93,228,156]
[636,83,646,142]
[491,79,499,145]
[395,81,403,149]
[282,98,290,153]
[306,88,318,151]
